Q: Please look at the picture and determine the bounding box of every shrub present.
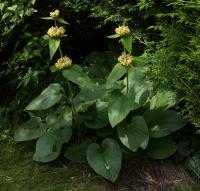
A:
[14,10,187,183]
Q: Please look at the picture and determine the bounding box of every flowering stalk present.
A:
[118,51,134,94]
[126,67,129,94]
[47,10,78,125]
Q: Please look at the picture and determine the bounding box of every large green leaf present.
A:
[108,91,140,127]
[14,117,46,142]
[64,140,92,163]
[84,101,109,129]
[49,38,60,60]
[75,85,107,103]
[150,90,176,110]
[121,35,132,53]
[106,63,126,87]
[25,83,63,111]
[134,54,150,67]
[33,126,72,162]
[143,110,187,138]
[128,66,149,85]
[146,137,177,159]
[132,81,152,105]
[126,66,153,105]
[117,116,149,152]
[33,131,62,162]
[33,109,72,162]
[62,65,94,88]
[87,138,122,183]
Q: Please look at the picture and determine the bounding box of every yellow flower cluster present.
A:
[118,52,134,68]
[115,26,130,37]
[50,9,60,19]
[47,26,65,38]
[55,56,72,69]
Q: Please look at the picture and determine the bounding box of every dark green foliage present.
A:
[63,0,200,128]
[0,0,36,50]
[0,0,200,183]
[143,0,200,128]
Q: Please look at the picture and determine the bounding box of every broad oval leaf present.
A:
[49,38,60,60]
[33,126,72,162]
[64,140,92,163]
[108,91,140,127]
[62,65,94,88]
[14,117,46,142]
[150,90,176,110]
[117,116,149,152]
[84,101,109,129]
[134,54,150,67]
[87,138,122,183]
[25,83,63,111]
[33,132,62,162]
[106,63,126,87]
[143,110,187,138]
[146,137,177,159]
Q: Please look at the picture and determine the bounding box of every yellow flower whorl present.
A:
[50,9,60,19]
[47,26,65,38]
[115,26,130,37]
[55,56,72,69]
[118,52,134,68]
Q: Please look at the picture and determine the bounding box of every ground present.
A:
[0,138,198,191]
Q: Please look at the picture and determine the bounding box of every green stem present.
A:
[123,49,129,94]
[126,68,129,94]
[55,20,80,141]
[59,46,63,58]
[58,41,78,121]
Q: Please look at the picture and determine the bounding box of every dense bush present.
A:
[12,10,188,182]
[0,0,200,182]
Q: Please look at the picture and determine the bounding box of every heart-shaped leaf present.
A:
[64,140,92,163]
[33,111,72,162]
[143,110,187,138]
[14,117,46,142]
[87,138,122,183]
[117,116,149,152]
[25,83,63,111]
[33,125,72,162]
[62,65,94,88]
[84,101,109,129]
[108,91,140,127]
[146,137,177,159]
[150,90,176,110]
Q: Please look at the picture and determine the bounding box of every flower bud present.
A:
[115,26,130,37]
[118,52,134,68]
[47,26,65,38]
[50,9,60,19]
[55,56,72,69]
